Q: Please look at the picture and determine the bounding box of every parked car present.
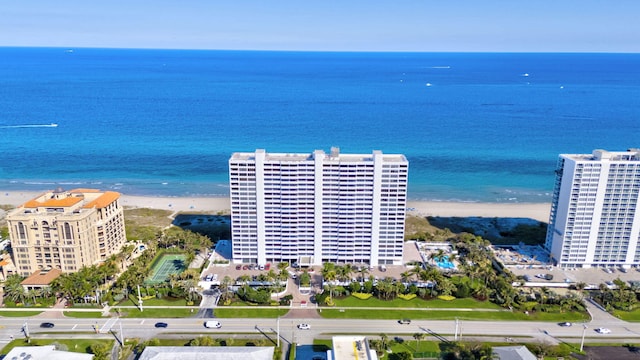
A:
[398,319,411,324]
[595,327,611,334]
[558,322,572,327]
[297,323,311,330]
[205,274,214,281]
[154,322,168,328]
[204,321,222,328]
[40,322,55,328]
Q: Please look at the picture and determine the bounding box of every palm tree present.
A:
[324,283,338,302]
[379,334,390,352]
[400,271,411,284]
[3,275,27,304]
[413,332,425,351]
[322,263,337,283]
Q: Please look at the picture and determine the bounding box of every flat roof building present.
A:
[6,188,127,276]
[5,346,94,360]
[229,148,408,266]
[138,346,274,360]
[545,149,640,268]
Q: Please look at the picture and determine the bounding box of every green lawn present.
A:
[0,310,43,317]
[0,338,113,356]
[126,294,190,306]
[320,295,589,322]
[115,307,196,318]
[391,340,441,357]
[214,307,289,318]
[63,311,105,318]
[612,308,640,321]
[319,307,589,322]
[331,296,504,310]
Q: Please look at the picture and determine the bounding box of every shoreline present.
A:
[1,190,551,223]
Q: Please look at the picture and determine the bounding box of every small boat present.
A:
[50,123,58,127]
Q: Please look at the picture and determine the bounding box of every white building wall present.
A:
[545,149,640,269]
[229,149,408,266]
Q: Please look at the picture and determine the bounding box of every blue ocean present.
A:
[1,48,639,202]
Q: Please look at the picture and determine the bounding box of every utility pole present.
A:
[22,322,30,341]
[137,285,143,312]
[580,324,587,352]
[454,318,459,341]
[277,316,280,347]
[119,319,124,347]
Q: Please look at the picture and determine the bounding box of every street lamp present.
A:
[277,316,280,347]
[454,318,459,341]
[580,324,587,352]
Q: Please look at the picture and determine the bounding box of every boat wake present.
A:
[0,123,58,128]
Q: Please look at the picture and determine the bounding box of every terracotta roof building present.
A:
[6,189,127,276]
[20,268,62,290]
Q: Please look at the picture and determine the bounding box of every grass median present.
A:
[0,310,43,317]
[114,307,196,318]
[0,338,113,356]
[63,311,105,318]
[213,307,290,318]
[319,296,589,322]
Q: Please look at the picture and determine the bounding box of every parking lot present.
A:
[510,265,640,288]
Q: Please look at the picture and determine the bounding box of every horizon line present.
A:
[1,45,639,55]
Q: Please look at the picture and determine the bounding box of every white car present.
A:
[595,327,611,334]
[297,323,311,330]
[204,321,222,328]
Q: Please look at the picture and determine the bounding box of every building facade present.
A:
[545,149,640,269]
[7,189,127,276]
[229,148,408,266]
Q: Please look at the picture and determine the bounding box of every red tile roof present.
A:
[23,196,83,208]
[83,191,120,209]
[20,269,62,286]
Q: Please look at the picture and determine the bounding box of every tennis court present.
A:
[145,254,187,284]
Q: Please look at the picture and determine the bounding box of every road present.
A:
[2,316,640,349]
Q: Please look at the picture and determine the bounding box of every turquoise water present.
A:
[1,48,639,202]
[435,257,455,269]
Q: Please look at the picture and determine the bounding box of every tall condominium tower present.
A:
[545,149,640,269]
[7,189,127,276]
[229,148,408,266]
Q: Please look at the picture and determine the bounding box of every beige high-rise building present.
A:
[7,188,127,276]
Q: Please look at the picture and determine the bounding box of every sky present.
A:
[1,1,639,52]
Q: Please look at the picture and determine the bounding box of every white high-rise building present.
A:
[229,148,408,266]
[545,149,640,269]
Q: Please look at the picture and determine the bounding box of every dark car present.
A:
[558,322,572,327]
[398,319,411,324]
[39,322,55,328]
[154,322,168,328]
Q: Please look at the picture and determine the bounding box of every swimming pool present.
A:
[435,256,455,269]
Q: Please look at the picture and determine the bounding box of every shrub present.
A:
[398,293,416,301]
[352,292,373,300]
[438,295,456,301]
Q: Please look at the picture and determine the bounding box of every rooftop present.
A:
[20,269,62,286]
[493,345,537,360]
[230,149,407,163]
[5,346,93,360]
[138,346,274,360]
[562,149,640,162]
[12,189,121,215]
[332,336,376,360]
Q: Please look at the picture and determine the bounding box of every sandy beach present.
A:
[1,190,551,223]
